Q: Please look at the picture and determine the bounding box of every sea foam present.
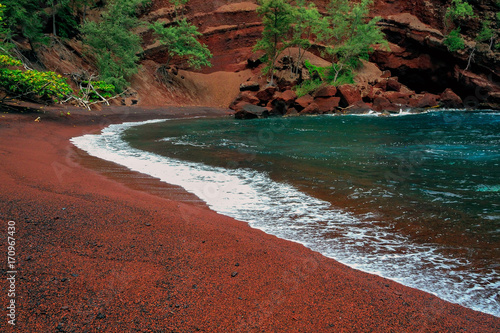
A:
[71,119,499,317]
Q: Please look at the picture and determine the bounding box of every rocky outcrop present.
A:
[229,54,467,119]
[30,0,500,110]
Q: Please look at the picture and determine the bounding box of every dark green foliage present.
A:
[254,0,295,83]
[80,80,115,102]
[82,0,145,91]
[0,54,73,102]
[294,79,322,97]
[1,0,48,48]
[321,0,386,84]
[445,0,474,24]
[476,21,494,43]
[151,18,212,70]
[444,28,465,52]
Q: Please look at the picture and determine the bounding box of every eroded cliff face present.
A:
[34,0,498,109]
[136,0,499,109]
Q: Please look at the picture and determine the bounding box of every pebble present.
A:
[231,272,238,277]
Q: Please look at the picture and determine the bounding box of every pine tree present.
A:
[151,0,212,81]
[81,0,145,91]
[1,0,47,50]
[254,0,294,85]
[320,0,386,84]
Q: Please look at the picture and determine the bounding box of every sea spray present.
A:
[71,114,500,317]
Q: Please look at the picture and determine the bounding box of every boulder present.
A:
[300,102,320,115]
[314,85,337,98]
[413,93,440,108]
[234,103,269,119]
[247,51,266,68]
[386,77,402,92]
[344,100,373,114]
[315,97,341,113]
[229,91,260,110]
[383,91,411,105]
[270,99,288,116]
[374,79,388,91]
[239,81,260,92]
[294,94,314,111]
[381,70,392,79]
[337,84,362,107]
[235,109,259,120]
[285,107,300,117]
[440,88,463,108]
[256,86,277,103]
[373,96,398,112]
[274,89,297,105]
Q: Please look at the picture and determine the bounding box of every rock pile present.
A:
[230,58,464,119]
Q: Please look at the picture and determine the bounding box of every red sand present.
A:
[0,106,499,332]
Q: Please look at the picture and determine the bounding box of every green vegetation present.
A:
[254,0,295,85]
[0,4,72,103]
[321,0,386,84]
[445,0,474,23]
[294,79,322,98]
[255,0,385,92]
[443,0,499,53]
[1,0,48,49]
[151,0,212,80]
[443,0,473,53]
[79,80,116,102]
[0,54,73,102]
[444,28,466,52]
[81,0,145,92]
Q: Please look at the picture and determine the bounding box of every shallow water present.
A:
[71,111,500,317]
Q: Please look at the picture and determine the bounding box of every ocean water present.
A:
[71,111,500,317]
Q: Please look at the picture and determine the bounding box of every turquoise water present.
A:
[72,111,500,316]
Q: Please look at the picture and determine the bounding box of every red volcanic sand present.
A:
[0,106,499,332]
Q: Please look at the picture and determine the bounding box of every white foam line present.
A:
[71,119,500,318]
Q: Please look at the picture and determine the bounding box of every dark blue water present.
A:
[72,111,500,316]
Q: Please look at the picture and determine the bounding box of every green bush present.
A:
[294,79,323,97]
[444,29,466,52]
[0,54,73,102]
[80,80,116,102]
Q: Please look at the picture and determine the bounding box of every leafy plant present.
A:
[151,0,212,72]
[254,0,295,85]
[79,80,115,102]
[81,0,146,91]
[320,0,387,84]
[1,0,48,49]
[294,79,322,97]
[0,54,73,102]
[445,0,474,23]
[444,28,466,52]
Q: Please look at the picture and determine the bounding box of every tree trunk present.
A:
[52,1,57,37]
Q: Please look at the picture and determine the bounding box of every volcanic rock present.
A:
[337,84,363,107]
[315,97,341,113]
[239,81,260,92]
[440,88,463,108]
[294,94,314,111]
[314,85,337,98]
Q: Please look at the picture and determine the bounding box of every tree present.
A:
[254,0,294,85]
[1,0,47,50]
[320,0,387,84]
[150,0,212,82]
[81,0,145,91]
[288,0,324,76]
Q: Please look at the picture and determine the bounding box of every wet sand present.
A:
[0,105,498,332]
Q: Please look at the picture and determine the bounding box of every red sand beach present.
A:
[0,106,499,332]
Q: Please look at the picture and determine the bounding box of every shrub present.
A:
[444,29,466,52]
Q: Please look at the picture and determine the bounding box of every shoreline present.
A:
[0,106,499,332]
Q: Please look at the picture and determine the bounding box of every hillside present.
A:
[15,0,500,109]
